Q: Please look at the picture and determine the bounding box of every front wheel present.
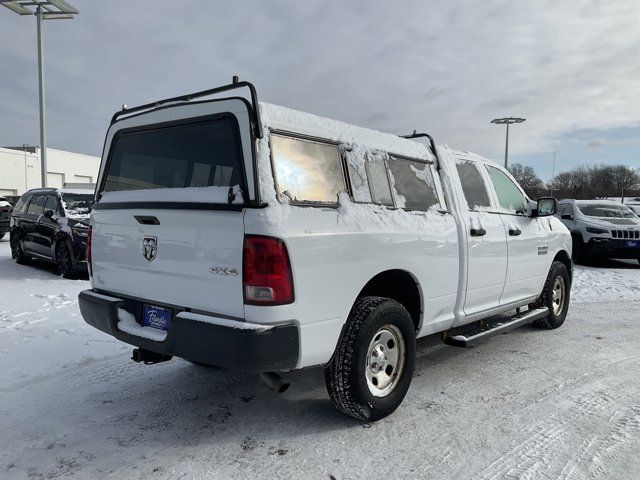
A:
[324,296,416,422]
[0,232,5,240]
[10,233,29,264]
[530,261,571,329]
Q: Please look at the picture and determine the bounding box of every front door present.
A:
[485,165,550,305]
[455,159,508,316]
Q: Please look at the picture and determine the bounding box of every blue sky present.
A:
[1,0,639,182]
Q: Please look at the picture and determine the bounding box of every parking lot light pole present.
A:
[491,117,526,169]
[1,0,79,188]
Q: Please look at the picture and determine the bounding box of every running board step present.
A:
[443,307,549,348]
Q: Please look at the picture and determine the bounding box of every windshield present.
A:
[578,203,636,218]
[61,193,93,217]
[103,116,243,201]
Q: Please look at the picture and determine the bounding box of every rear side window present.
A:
[44,196,59,214]
[486,166,527,214]
[27,195,46,215]
[388,157,439,210]
[270,134,346,204]
[103,116,243,196]
[456,161,491,210]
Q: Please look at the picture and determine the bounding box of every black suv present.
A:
[10,188,93,278]
[0,197,12,240]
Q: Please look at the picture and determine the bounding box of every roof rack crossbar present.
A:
[400,130,441,170]
[110,77,264,138]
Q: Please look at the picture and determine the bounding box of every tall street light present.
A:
[491,117,525,169]
[1,0,79,188]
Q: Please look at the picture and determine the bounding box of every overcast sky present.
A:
[1,0,639,180]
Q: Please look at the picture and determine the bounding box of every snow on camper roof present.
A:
[259,102,435,161]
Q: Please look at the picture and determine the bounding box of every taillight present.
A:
[243,235,294,305]
[86,225,93,277]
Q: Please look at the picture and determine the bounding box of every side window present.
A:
[388,157,440,210]
[366,155,394,206]
[559,204,572,217]
[13,194,31,214]
[455,161,491,211]
[270,134,346,204]
[27,195,46,215]
[486,166,527,214]
[44,196,59,214]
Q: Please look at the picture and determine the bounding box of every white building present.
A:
[0,146,100,196]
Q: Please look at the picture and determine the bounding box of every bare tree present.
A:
[508,163,545,199]
[609,165,640,202]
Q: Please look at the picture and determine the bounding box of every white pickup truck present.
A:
[79,79,572,421]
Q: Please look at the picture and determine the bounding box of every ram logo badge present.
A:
[142,236,157,262]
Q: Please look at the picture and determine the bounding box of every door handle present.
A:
[470,228,487,237]
[509,228,522,236]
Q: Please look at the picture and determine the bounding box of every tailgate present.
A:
[91,208,245,318]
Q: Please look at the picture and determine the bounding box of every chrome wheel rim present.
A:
[552,276,566,316]
[365,324,405,397]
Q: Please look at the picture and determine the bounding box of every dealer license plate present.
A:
[142,305,172,331]
[624,240,640,248]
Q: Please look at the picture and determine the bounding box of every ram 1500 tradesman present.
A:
[79,79,572,421]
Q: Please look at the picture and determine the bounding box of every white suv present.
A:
[79,80,572,421]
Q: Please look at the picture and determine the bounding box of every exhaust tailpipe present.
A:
[131,348,172,365]
[260,372,290,393]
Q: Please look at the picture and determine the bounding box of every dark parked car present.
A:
[0,197,12,240]
[9,188,93,278]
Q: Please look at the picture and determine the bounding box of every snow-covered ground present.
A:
[1,236,639,479]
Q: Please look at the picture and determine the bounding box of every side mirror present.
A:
[535,197,556,217]
[43,209,54,218]
[561,213,573,220]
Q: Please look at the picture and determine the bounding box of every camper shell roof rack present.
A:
[110,76,264,139]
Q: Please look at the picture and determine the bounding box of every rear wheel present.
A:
[530,261,570,329]
[55,241,75,279]
[324,296,416,422]
[10,232,29,264]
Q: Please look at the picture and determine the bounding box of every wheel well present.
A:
[356,270,421,330]
[554,250,572,282]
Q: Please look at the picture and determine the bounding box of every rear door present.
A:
[23,195,46,253]
[485,165,550,304]
[455,158,508,316]
[92,99,254,319]
[35,195,61,258]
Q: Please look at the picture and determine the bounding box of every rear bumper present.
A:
[585,238,640,259]
[78,289,300,372]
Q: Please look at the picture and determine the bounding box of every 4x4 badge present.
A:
[142,236,157,262]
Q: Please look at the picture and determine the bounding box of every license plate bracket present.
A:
[142,305,172,331]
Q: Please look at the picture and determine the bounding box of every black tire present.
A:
[0,232,5,240]
[324,296,416,422]
[55,241,75,279]
[571,234,585,265]
[10,232,29,265]
[530,261,570,329]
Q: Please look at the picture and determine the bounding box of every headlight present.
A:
[586,226,608,234]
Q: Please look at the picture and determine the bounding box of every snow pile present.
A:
[99,185,244,204]
[335,193,454,233]
[260,102,433,160]
[116,308,167,342]
[572,264,640,304]
[256,102,455,233]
